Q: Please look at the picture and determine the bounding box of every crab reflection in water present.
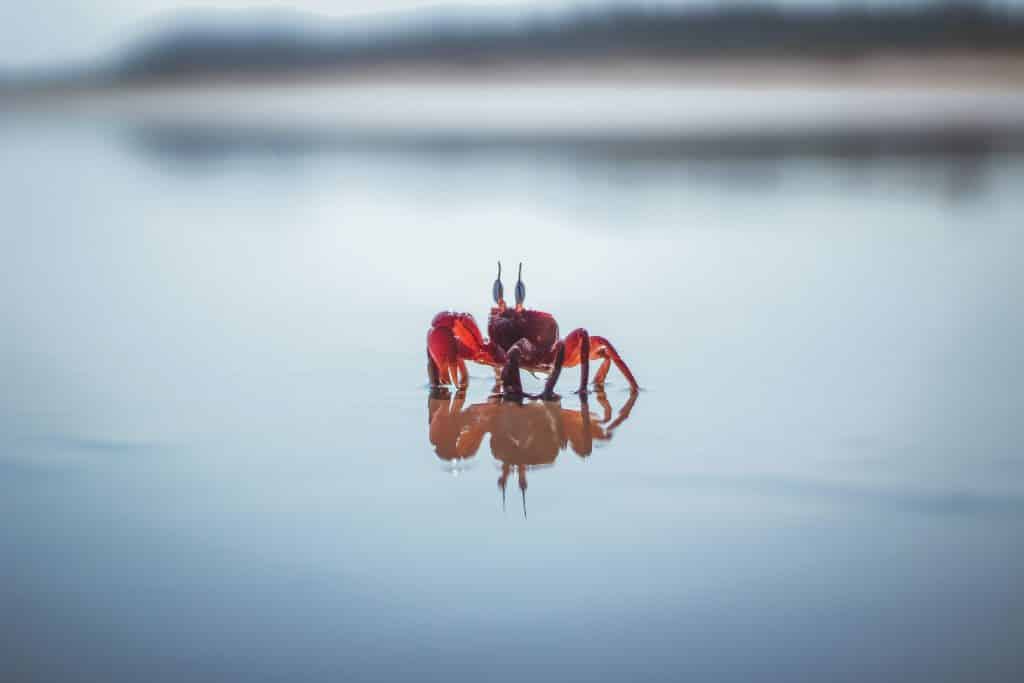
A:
[427,388,638,514]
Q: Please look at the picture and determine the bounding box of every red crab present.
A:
[427,263,639,398]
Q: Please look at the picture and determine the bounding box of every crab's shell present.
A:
[488,308,559,365]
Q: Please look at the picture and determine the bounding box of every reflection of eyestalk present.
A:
[498,463,510,512]
[518,464,528,519]
[497,463,527,517]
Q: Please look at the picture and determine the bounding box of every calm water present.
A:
[2,117,1023,682]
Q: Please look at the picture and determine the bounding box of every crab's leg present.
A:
[500,347,526,398]
[563,329,639,392]
[590,336,639,391]
[562,329,592,394]
[501,337,554,398]
[593,352,612,386]
[538,341,566,401]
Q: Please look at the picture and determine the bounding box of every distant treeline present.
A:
[109,3,1024,81]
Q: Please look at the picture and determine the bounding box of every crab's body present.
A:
[488,307,558,371]
[427,263,638,398]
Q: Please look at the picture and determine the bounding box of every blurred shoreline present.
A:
[5,52,1024,97]
[4,54,1023,160]
[3,3,1023,158]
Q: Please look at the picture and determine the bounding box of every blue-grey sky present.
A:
[1,1,1018,71]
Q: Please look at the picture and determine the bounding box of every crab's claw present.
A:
[427,325,461,386]
[428,311,505,387]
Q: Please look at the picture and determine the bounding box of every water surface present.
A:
[2,116,1023,682]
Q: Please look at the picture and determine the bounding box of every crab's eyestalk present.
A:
[514,262,526,311]
[492,261,505,310]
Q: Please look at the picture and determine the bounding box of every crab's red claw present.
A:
[428,311,495,387]
[427,326,460,387]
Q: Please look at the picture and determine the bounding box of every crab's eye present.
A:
[492,261,504,304]
[515,263,526,307]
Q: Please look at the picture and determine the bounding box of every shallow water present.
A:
[2,119,1023,682]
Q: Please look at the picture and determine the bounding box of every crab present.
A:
[427,262,639,398]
